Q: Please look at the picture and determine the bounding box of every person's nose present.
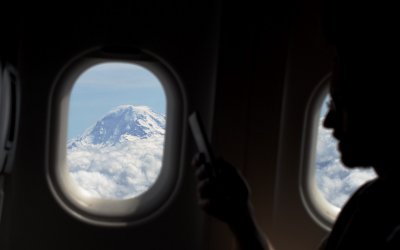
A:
[323,110,334,129]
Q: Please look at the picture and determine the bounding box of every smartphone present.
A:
[188,112,216,177]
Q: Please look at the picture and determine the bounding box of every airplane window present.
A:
[315,95,377,210]
[67,62,166,200]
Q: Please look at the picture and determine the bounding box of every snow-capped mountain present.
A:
[67,105,165,200]
[69,105,165,147]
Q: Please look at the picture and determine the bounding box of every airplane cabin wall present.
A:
[269,0,335,249]
[209,1,293,249]
[0,0,337,249]
[210,0,335,249]
[0,1,221,250]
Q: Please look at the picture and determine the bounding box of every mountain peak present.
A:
[110,105,152,114]
[72,105,165,146]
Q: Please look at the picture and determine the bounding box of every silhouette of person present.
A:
[193,1,400,249]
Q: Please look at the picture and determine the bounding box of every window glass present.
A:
[315,95,376,208]
[67,62,166,200]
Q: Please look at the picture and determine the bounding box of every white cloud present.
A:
[67,135,165,200]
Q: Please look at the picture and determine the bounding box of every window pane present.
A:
[315,95,376,208]
[67,62,166,200]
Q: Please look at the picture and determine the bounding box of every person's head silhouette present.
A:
[322,0,400,178]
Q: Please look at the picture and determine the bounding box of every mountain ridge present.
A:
[69,105,165,147]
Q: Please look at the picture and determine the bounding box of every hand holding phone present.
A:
[188,111,216,177]
[190,112,253,225]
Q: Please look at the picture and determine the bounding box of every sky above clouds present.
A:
[68,63,166,139]
[67,62,167,200]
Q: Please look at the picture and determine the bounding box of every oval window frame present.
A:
[46,47,186,227]
[300,73,339,230]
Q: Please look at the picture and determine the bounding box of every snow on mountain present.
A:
[70,105,165,147]
[316,117,377,208]
[67,105,165,200]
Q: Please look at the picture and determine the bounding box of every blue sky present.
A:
[68,62,166,139]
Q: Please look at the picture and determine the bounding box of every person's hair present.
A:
[322,0,398,101]
[322,1,399,48]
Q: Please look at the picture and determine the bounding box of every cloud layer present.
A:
[68,134,164,199]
